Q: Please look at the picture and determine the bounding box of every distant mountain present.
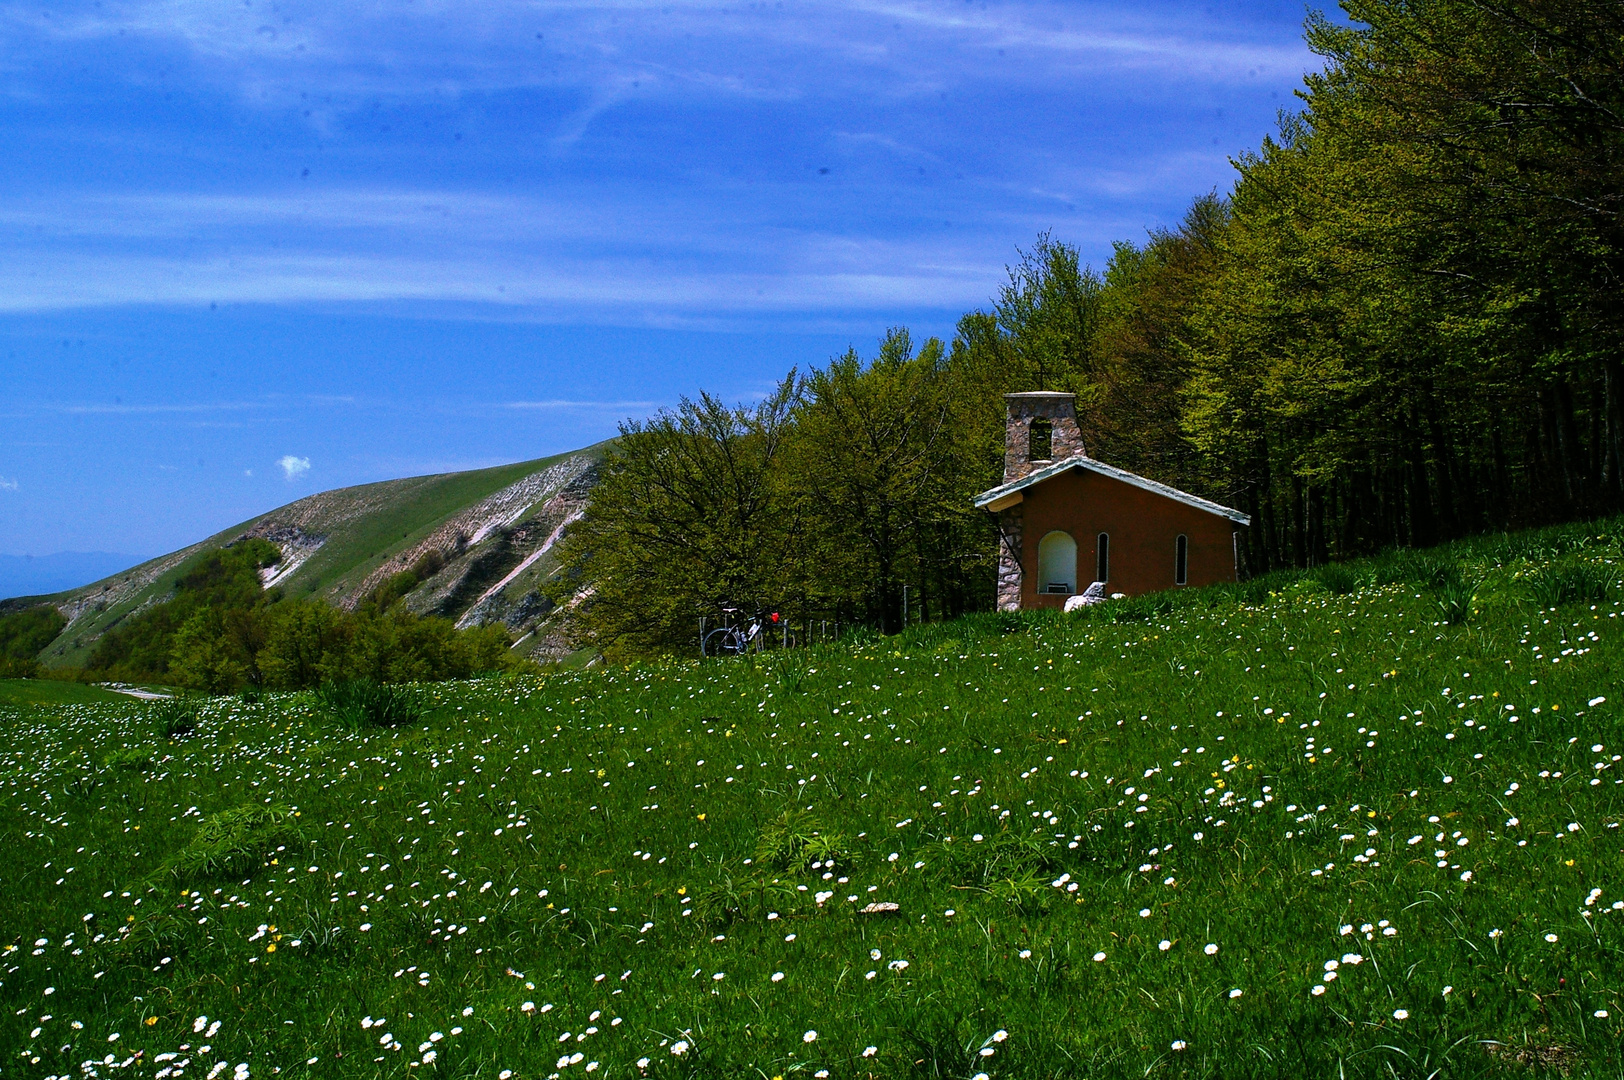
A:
[0,552,146,602]
[3,446,604,668]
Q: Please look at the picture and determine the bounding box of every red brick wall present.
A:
[1018,468,1240,608]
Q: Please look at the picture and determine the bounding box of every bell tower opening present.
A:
[1028,418,1052,461]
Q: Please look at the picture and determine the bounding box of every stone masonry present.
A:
[996,502,1023,612]
[996,392,1086,610]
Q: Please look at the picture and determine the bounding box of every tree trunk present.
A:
[1406,406,1436,547]
[1490,406,1511,528]
[1289,471,1305,568]
[1423,387,1457,540]
[1545,383,1578,511]
[1604,359,1624,508]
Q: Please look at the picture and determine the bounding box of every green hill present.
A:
[4,445,603,670]
[1,518,1621,1078]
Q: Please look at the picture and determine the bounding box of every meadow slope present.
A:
[3,522,1623,1079]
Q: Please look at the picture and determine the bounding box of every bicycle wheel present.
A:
[704,627,743,657]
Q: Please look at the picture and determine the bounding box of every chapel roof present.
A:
[973,453,1251,526]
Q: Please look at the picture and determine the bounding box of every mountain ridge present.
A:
[4,444,605,668]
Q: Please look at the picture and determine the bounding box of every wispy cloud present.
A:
[0,477,19,491]
[8,0,1311,102]
[0,1,1314,321]
[0,235,1011,317]
[501,399,662,411]
[58,400,270,415]
[277,455,311,480]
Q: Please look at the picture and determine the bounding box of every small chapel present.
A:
[973,392,1251,611]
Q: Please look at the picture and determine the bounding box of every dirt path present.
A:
[98,683,173,700]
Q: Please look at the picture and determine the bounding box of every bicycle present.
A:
[704,607,779,657]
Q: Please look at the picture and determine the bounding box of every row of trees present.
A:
[559,0,1624,656]
[80,541,525,691]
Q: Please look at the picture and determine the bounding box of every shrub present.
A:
[164,803,303,880]
[0,656,41,679]
[0,605,67,662]
[148,696,202,739]
[104,747,155,772]
[317,678,425,728]
[1528,558,1617,609]
[768,653,814,693]
[107,910,193,967]
[755,808,847,871]
[1436,578,1477,625]
[689,870,798,926]
[1315,562,1362,596]
[918,831,1060,888]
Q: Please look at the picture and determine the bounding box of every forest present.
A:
[556,0,1624,657]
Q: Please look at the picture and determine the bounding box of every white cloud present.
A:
[0,476,18,491]
[278,455,311,481]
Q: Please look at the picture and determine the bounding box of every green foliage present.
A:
[359,550,446,614]
[83,547,530,693]
[106,910,193,968]
[103,747,155,773]
[1435,577,1478,626]
[754,808,847,871]
[688,869,798,927]
[1529,557,1618,610]
[786,328,994,631]
[315,678,426,729]
[553,379,800,657]
[88,539,282,678]
[0,655,40,679]
[1315,563,1362,596]
[163,803,304,881]
[919,831,1059,890]
[0,605,67,666]
[148,696,202,739]
[558,330,998,656]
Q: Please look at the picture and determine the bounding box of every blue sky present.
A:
[0,0,1322,569]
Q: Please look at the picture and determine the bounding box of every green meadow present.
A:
[4,520,1623,1079]
[0,680,128,708]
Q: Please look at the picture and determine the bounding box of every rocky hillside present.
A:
[9,446,604,668]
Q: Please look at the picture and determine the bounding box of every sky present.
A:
[0,0,1324,573]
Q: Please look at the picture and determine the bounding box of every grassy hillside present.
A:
[17,446,601,670]
[3,519,1622,1079]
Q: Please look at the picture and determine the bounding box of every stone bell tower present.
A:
[993,392,1086,611]
[1002,392,1086,483]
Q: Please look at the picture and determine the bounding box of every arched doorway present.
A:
[1037,531,1077,595]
